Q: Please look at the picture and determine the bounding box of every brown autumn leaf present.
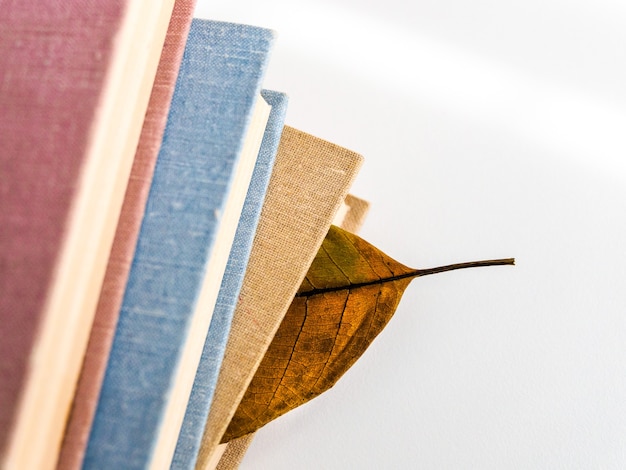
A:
[221,225,514,442]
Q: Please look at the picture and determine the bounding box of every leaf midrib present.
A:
[296,258,515,298]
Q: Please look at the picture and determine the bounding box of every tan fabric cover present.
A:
[338,194,370,233]
[196,127,363,469]
[215,436,253,470]
[214,193,370,470]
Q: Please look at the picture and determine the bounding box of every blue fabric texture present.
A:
[171,90,288,470]
[83,20,274,469]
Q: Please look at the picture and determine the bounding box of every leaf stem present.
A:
[415,258,515,277]
[297,258,515,297]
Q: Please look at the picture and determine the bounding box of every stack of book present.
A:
[1,3,367,469]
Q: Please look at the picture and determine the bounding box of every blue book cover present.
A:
[171,90,288,470]
[83,20,274,469]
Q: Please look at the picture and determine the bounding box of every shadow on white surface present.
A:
[193,1,626,467]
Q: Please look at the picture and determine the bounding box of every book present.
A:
[194,126,364,469]
[56,1,197,469]
[0,1,175,468]
[171,89,288,470]
[334,194,371,234]
[82,19,274,469]
[215,436,253,470]
[214,194,370,470]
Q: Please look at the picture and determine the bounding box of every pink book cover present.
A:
[55,1,197,469]
[0,0,128,457]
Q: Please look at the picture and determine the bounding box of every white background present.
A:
[195,1,626,468]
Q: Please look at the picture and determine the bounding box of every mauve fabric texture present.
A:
[0,0,125,458]
[56,2,197,469]
[82,20,274,469]
[195,126,363,468]
[171,90,288,470]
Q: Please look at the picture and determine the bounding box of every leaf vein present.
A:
[310,289,351,390]
[343,231,384,279]
[322,243,352,285]
[296,271,419,298]
[266,299,309,408]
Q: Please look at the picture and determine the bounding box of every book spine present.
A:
[0,3,127,455]
[214,193,370,469]
[82,20,274,469]
[2,1,176,468]
[56,2,197,469]
[171,90,288,470]
[195,127,363,467]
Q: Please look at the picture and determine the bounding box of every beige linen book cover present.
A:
[195,126,364,469]
[213,194,370,470]
[334,194,370,234]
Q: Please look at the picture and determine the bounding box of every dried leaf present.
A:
[222,225,513,442]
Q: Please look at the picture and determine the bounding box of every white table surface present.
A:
[194,1,626,468]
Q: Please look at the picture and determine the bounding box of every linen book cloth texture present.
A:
[171,90,288,470]
[83,20,274,470]
[216,436,251,470]
[0,1,174,468]
[216,194,370,470]
[56,1,197,469]
[195,126,364,468]
[337,194,370,234]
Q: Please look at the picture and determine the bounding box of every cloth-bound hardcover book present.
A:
[171,89,288,470]
[0,1,175,468]
[56,2,198,469]
[217,195,370,470]
[195,126,364,469]
[83,19,274,470]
